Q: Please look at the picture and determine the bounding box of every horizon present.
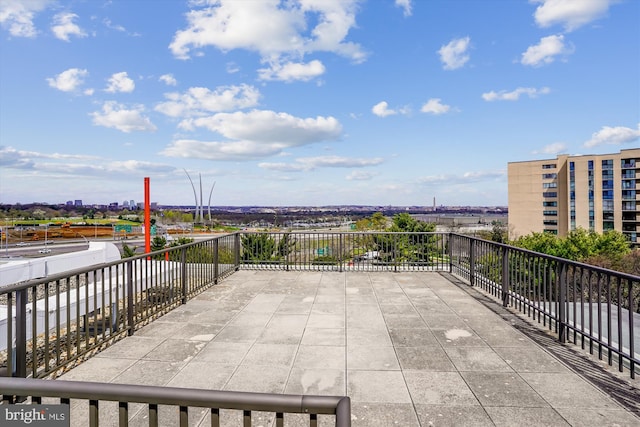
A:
[1,0,638,206]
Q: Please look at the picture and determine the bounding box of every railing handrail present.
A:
[0,377,351,425]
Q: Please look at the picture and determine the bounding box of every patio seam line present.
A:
[440,272,640,418]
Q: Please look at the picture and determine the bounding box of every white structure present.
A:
[0,242,121,288]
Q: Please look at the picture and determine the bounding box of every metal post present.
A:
[126,260,134,336]
[501,246,509,307]
[339,234,344,273]
[213,239,219,284]
[14,289,27,378]
[469,239,475,286]
[558,263,567,343]
[448,234,453,273]
[234,233,241,270]
[181,247,188,304]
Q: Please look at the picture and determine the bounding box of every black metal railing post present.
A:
[501,246,509,307]
[469,238,475,287]
[181,247,188,304]
[126,260,134,336]
[448,233,453,273]
[558,262,567,343]
[339,234,344,273]
[14,289,27,378]
[213,239,219,283]
[234,233,241,270]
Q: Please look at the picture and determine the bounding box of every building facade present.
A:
[508,148,639,245]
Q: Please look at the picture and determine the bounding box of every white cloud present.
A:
[105,72,135,93]
[0,0,51,38]
[159,74,177,86]
[259,156,383,172]
[584,123,640,148]
[103,18,125,33]
[169,0,365,80]
[0,145,174,177]
[418,170,506,185]
[179,110,342,144]
[155,84,260,118]
[51,12,86,41]
[162,110,343,161]
[420,98,451,115]
[346,170,376,180]
[395,0,412,17]
[482,86,551,101]
[258,60,326,82]
[46,68,89,92]
[533,142,568,154]
[437,36,471,70]
[531,0,614,32]
[372,101,397,117]
[90,101,157,133]
[521,34,573,67]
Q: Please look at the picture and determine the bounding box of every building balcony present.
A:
[1,232,639,426]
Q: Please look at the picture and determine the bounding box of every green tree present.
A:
[151,236,167,252]
[121,243,138,258]
[241,233,277,262]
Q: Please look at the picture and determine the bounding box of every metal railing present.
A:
[449,233,639,379]
[0,377,351,427]
[237,231,450,272]
[1,234,237,379]
[1,228,638,420]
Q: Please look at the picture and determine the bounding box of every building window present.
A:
[602,159,614,169]
[542,173,557,179]
[603,221,614,231]
[543,210,558,216]
[603,212,614,221]
[588,160,594,169]
[602,190,614,199]
[543,201,557,207]
[544,229,558,235]
[603,200,614,210]
[622,159,636,168]
[622,190,636,200]
[543,182,557,188]
[543,192,557,198]
[542,163,556,169]
[602,180,614,190]
[543,220,558,226]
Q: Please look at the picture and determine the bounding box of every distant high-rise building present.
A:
[109,202,118,210]
[508,148,639,245]
[123,200,130,208]
[74,200,82,206]
[66,200,73,206]
[129,200,136,210]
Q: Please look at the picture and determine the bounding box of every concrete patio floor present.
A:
[58,271,640,426]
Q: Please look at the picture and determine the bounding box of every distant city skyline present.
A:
[1,0,638,206]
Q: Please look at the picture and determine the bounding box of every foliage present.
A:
[150,236,167,252]
[312,255,338,265]
[512,228,631,263]
[121,243,137,258]
[241,233,277,262]
[366,213,439,264]
[355,212,388,231]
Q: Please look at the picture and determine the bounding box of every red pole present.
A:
[144,177,151,254]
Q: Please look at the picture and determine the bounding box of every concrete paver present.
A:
[58,271,640,426]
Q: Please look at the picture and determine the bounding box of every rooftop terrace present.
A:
[54,270,640,426]
[1,231,639,426]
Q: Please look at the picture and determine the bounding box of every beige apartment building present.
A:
[508,148,639,245]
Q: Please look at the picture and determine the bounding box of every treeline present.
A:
[475,223,638,276]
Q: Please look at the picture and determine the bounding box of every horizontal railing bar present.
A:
[0,377,347,415]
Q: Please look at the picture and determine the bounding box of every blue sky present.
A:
[1,0,638,207]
